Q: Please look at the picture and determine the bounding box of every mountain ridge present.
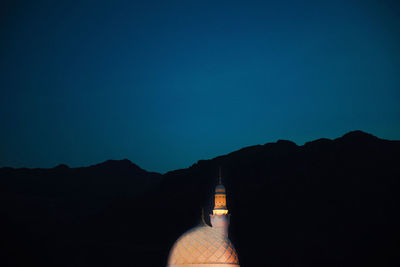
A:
[2,130,397,174]
[1,130,399,267]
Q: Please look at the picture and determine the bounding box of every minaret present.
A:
[210,168,230,237]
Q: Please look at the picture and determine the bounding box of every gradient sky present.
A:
[1,0,399,173]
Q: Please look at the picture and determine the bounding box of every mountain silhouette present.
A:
[1,130,399,267]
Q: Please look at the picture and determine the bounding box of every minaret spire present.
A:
[218,167,222,184]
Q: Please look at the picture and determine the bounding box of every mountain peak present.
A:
[338,130,378,142]
[54,164,69,169]
[91,159,142,170]
[275,139,298,147]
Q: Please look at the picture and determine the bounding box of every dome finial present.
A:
[218,166,222,184]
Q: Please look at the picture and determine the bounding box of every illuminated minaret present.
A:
[210,168,230,237]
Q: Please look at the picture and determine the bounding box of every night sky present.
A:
[1,0,399,173]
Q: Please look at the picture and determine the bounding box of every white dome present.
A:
[167,223,239,266]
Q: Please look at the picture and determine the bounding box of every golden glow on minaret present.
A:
[213,171,228,215]
[210,168,230,236]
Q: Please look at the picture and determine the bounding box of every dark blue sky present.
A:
[1,0,399,173]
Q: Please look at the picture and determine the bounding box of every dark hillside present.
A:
[1,131,399,267]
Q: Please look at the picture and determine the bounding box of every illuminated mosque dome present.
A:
[167,222,239,266]
[167,170,240,267]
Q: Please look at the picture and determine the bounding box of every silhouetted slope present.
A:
[0,159,162,267]
[1,131,399,267]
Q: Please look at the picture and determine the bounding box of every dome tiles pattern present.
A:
[168,224,239,266]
